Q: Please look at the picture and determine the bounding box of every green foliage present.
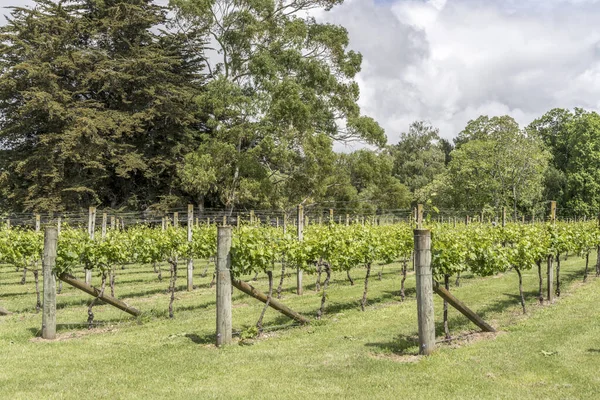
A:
[0,0,203,211]
[391,121,447,197]
[528,108,600,216]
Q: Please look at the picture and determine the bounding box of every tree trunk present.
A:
[556,253,561,297]
[516,268,526,314]
[536,259,543,304]
[400,260,407,301]
[455,272,461,287]
[361,263,372,312]
[256,271,273,334]
[20,268,27,285]
[210,271,216,288]
[168,259,178,319]
[57,280,62,294]
[316,264,331,319]
[110,270,116,298]
[33,269,41,313]
[443,274,450,340]
[88,272,107,329]
[584,253,589,282]
[276,260,286,299]
[378,265,383,281]
[596,246,600,277]
[347,270,354,286]
[315,262,322,291]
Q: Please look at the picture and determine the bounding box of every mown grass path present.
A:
[1,254,600,399]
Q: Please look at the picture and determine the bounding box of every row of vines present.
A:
[1,220,599,332]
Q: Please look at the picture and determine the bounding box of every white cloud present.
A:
[325,0,600,144]
[3,0,600,146]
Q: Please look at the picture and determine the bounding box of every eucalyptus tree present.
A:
[172,0,385,211]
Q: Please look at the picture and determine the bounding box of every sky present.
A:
[2,0,600,146]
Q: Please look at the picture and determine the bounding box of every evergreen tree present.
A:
[0,0,203,211]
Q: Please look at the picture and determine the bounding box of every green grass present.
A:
[2,254,600,399]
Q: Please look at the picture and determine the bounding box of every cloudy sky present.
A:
[2,0,600,145]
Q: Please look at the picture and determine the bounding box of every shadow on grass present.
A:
[185,333,214,345]
[0,291,31,298]
[365,334,420,356]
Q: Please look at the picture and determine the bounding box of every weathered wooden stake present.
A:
[111,216,116,230]
[42,227,57,340]
[297,205,304,296]
[187,204,194,292]
[173,212,179,228]
[101,213,107,239]
[57,217,61,236]
[86,207,96,284]
[417,204,423,229]
[414,229,435,356]
[433,281,495,332]
[35,214,41,232]
[216,226,233,347]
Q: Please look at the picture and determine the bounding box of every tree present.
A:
[390,121,446,198]
[0,0,203,212]
[528,108,600,216]
[171,0,385,211]
[421,116,549,217]
[329,150,410,213]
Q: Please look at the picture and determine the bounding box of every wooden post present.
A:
[465,216,470,226]
[433,281,495,332]
[111,216,116,230]
[417,204,423,229]
[222,215,227,226]
[414,229,435,356]
[6,219,10,229]
[216,226,233,347]
[187,204,194,292]
[173,212,179,228]
[297,205,304,296]
[413,207,417,226]
[101,213,107,239]
[57,217,61,236]
[35,214,41,232]
[502,207,506,228]
[345,214,350,226]
[58,273,141,316]
[232,279,310,325]
[86,207,96,284]
[42,227,57,340]
[548,201,556,302]
[250,210,255,225]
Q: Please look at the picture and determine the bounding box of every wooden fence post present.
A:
[173,212,179,228]
[502,207,506,228]
[414,229,435,355]
[102,213,107,239]
[42,227,57,340]
[417,204,423,229]
[297,205,304,296]
[187,204,194,292]
[35,214,41,232]
[216,226,233,347]
[57,217,61,236]
[86,207,96,284]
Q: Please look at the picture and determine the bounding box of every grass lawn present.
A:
[2,253,600,399]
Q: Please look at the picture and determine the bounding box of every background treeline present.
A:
[0,1,597,217]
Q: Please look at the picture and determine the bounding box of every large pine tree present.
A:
[0,0,204,211]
